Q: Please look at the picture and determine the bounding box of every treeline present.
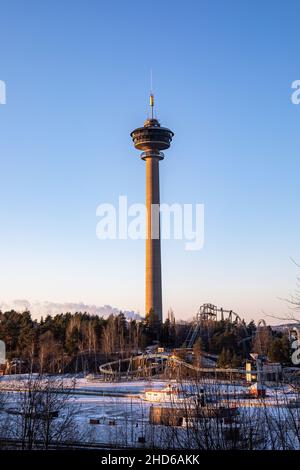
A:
[0,310,144,373]
[0,310,293,374]
[196,319,292,367]
[0,310,180,373]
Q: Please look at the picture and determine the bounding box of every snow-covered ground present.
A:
[0,375,299,449]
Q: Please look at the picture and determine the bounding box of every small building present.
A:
[144,384,180,402]
[149,406,186,426]
[149,405,238,426]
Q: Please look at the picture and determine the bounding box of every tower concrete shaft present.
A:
[145,156,162,324]
[131,97,174,326]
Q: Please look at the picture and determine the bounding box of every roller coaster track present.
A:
[183,303,249,349]
[99,353,167,377]
[99,353,251,378]
[166,356,247,375]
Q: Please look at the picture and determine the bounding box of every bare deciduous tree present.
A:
[12,375,78,449]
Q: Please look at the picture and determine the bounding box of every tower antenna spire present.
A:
[150,69,154,119]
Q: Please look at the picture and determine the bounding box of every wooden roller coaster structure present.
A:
[98,352,250,380]
[97,306,269,380]
[183,303,249,349]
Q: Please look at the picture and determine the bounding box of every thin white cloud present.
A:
[0,299,142,321]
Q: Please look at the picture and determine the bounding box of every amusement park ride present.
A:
[93,304,299,385]
[97,303,255,380]
[183,303,249,349]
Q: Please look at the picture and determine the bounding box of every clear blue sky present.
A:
[0,0,299,322]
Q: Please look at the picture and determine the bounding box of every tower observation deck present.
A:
[130,95,174,327]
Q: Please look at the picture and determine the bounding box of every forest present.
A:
[0,310,292,374]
